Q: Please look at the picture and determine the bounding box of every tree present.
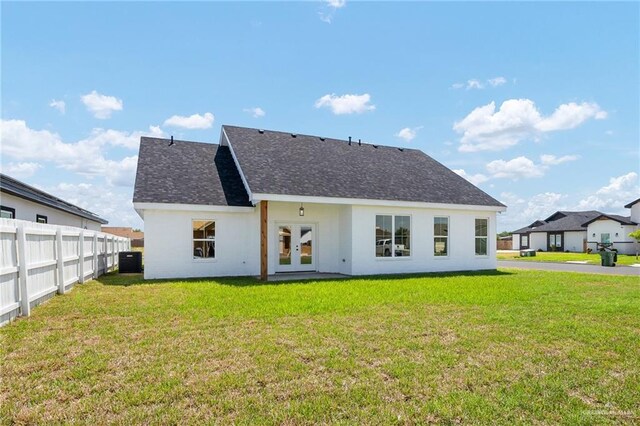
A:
[629,229,640,259]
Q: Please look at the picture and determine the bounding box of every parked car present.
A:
[376,239,407,256]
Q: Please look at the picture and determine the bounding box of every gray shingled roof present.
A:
[512,211,602,234]
[0,173,108,224]
[624,197,640,209]
[582,214,636,226]
[223,125,504,207]
[133,137,251,207]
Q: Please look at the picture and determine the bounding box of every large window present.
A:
[375,215,411,257]
[601,233,610,244]
[475,218,488,256]
[36,214,48,224]
[434,217,449,256]
[193,220,215,259]
[1,205,15,219]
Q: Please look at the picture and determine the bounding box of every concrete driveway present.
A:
[498,260,640,276]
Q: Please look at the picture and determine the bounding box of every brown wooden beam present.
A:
[260,200,268,281]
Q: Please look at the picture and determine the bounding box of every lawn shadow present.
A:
[96,269,514,288]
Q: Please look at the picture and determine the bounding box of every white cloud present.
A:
[1,162,42,178]
[539,154,579,165]
[487,76,507,87]
[0,119,160,186]
[498,191,568,231]
[576,172,640,212]
[453,169,489,185]
[163,112,214,129]
[451,83,465,90]
[319,0,346,23]
[486,156,544,180]
[81,90,123,119]
[49,99,66,114]
[243,107,265,118]
[454,99,607,152]
[314,93,375,115]
[395,126,422,142]
[466,79,484,90]
[40,182,142,228]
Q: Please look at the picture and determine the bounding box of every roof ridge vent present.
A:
[319,137,325,141]
[398,148,404,152]
[258,129,264,134]
[373,145,378,149]
[291,133,297,138]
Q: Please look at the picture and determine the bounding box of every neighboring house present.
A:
[512,202,639,254]
[0,173,107,230]
[133,125,506,280]
[102,226,144,247]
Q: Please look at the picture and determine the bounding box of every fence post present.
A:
[79,230,85,284]
[56,228,65,294]
[93,233,98,279]
[16,223,30,317]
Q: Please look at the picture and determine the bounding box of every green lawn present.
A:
[498,251,640,266]
[1,270,638,424]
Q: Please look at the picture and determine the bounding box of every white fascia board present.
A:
[250,193,507,212]
[133,202,256,213]
[221,127,254,204]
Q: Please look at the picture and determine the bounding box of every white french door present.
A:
[276,224,316,272]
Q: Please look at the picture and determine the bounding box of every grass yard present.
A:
[1,270,638,424]
[498,250,639,266]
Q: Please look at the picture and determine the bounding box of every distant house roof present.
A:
[0,173,108,224]
[512,211,602,234]
[624,197,640,209]
[133,137,251,207]
[581,214,636,226]
[102,226,144,240]
[222,125,504,207]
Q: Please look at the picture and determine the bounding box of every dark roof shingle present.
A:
[133,137,251,207]
[223,125,504,207]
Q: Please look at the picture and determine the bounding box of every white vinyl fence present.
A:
[1,218,131,326]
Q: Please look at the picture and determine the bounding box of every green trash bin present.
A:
[599,251,616,267]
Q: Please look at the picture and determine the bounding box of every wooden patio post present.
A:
[260,200,268,281]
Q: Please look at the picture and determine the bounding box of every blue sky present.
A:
[2,1,638,231]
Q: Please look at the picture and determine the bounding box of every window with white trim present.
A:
[434,217,449,256]
[1,205,15,219]
[193,220,215,259]
[36,214,48,224]
[475,218,488,256]
[375,215,411,257]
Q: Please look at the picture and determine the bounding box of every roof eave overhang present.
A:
[133,202,255,214]
[250,193,507,212]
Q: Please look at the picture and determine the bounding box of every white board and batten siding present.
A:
[0,218,131,327]
[141,201,498,279]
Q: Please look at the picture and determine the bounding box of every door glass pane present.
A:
[279,226,291,265]
[300,226,313,265]
[375,215,392,257]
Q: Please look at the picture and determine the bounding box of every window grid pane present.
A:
[434,217,448,256]
[193,220,215,259]
[375,215,393,257]
[395,215,410,257]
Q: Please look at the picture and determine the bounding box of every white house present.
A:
[0,173,107,231]
[133,126,506,280]
[512,201,639,255]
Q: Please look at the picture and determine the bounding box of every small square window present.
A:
[36,214,48,224]
[1,205,15,219]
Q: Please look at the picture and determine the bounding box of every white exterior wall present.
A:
[143,208,260,279]
[630,203,640,223]
[267,202,350,275]
[512,233,521,250]
[564,231,586,253]
[141,202,500,279]
[0,193,102,231]
[586,219,638,255]
[349,205,497,275]
[529,233,547,251]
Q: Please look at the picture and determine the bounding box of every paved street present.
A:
[498,260,640,276]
